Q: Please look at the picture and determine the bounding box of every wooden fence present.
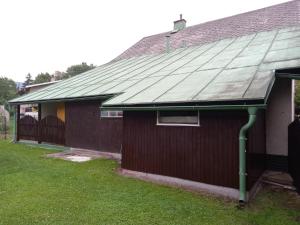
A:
[18,116,38,141]
[18,115,65,145]
[0,115,8,139]
[39,116,65,145]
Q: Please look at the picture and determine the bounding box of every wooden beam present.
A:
[38,103,41,144]
[16,105,20,141]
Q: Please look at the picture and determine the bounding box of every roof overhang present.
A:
[25,80,60,89]
[275,67,300,80]
[101,100,267,111]
[101,104,266,111]
[9,94,114,106]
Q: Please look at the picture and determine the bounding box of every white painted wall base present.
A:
[120,169,240,200]
[119,169,265,201]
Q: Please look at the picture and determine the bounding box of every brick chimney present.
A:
[173,14,186,31]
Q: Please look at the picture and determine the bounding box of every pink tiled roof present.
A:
[114,0,300,61]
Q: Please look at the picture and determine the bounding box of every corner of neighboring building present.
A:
[266,78,294,171]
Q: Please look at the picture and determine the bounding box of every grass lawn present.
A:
[0,140,299,225]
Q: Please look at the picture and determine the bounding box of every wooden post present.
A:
[16,105,20,142]
[12,106,16,142]
[38,103,41,144]
[4,117,6,140]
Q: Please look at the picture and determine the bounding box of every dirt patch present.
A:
[259,184,300,210]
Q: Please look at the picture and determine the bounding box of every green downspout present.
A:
[239,107,258,204]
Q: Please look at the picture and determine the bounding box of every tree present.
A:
[0,77,17,110]
[53,71,64,80]
[34,72,51,84]
[62,62,95,79]
[24,73,33,86]
[295,81,300,107]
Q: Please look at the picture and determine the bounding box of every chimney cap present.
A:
[173,14,186,31]
[174,14,186,23]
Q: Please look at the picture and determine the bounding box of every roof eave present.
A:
[101,99,266,111]
[101,104,266,111]
[9,94,115,105]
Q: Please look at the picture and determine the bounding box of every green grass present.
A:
[0,140,299,225]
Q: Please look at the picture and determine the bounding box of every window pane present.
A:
[117,111,123,117]
[159,111,197,117]
[100,110,123,118]
[100,111,109,117]
[109,111,117,117]
[159,116,198,124]
[158,111,198,125]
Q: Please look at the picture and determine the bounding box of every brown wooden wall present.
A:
[65,100,122,153]
[122,110,266,190]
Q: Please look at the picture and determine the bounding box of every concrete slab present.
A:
[262,170,295,189]
[47,148,121,163]
[66,156,92,162]
[119,168,240,200]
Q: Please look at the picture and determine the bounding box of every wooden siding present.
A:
[122,110,265,190]
[65,100,122,153]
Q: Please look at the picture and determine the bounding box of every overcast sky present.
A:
[0,0,288,82]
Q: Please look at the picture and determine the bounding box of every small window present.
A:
[101,110,123,118]
[25,107,32,112]
[157,111,199,126]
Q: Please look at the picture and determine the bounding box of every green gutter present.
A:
[276,72,300,80]
[239,107,258,204]
[101,104,266,111]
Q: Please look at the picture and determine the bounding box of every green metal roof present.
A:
[10,26,300,106]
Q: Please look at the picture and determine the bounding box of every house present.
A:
[0,105,9,122]
[24,81,60,94]
[19,81,60,119]
[9,1,300,203]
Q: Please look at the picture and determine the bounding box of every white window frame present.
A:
[100,110,123,118]
[156,110,200,127]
